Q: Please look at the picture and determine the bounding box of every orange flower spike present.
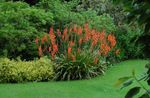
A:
[68,47,72,56]
[49,27,56,45]
[69,41,75,47]
[53,44,58,53]
[63,27,68,36]
[38,46,42,57]
[107,33,116,48]
[99,30,105,42]
[77,26,82,35]
[73,24,77,33]
[91,32,99,46]
[42,35,48,44]
[78,38,83,45]
[94,57,99,64]
[49,27,54,35]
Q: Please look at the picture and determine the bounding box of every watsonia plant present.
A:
[36,23,119,80]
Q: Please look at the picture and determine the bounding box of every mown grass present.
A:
[0,60,148,98]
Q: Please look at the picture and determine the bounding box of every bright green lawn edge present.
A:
[0,60,148,98]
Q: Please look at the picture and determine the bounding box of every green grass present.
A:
[0,60,148,98]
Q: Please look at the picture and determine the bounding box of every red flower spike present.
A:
[77,26,82,35]
[69,41,75,47]
[107,33,116,48]
[73,24,77,33]
[68,47,72,56]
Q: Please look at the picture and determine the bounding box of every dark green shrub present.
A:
[0,57,54,83]
[0,1,54,60]
[115,24,144,59]
[114,0,150,58]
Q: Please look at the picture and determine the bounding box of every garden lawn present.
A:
[0,60,148,98]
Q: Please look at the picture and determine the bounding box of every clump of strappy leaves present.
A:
[115,61,150,98]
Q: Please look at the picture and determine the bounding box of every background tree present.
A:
[113,0,150,58]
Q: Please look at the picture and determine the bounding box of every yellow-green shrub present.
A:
[0,57,54,83]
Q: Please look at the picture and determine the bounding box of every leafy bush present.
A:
[75,0,126,25]
[0,57,54,83]
[0,1,54,60]
[114,0,150,58]
[115,23,144,59]
[36,0,116,32]
[36,23,119,80]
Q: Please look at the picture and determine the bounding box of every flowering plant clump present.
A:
[35,23,119,80]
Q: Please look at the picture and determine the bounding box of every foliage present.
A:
[53,51,107,80]
[36,0,116,32]
[115,23,144,59]
[115,61,150,98]
[36,23,119,80]
[0,1,54,60]
[0,57,54,83]
[75,0,127,25]
[113,0,150,58]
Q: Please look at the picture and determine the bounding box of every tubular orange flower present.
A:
[49,27,56,45]
[63,27,68,36]
[53,44,58,53]
[107,33,116,48]
[91,32,99,46]
[63,27,68,41]
[100,43,111,56]
[78,38,83,45]
[49,27,53,35]
[77,26,82,35]
[73,24,77,32]
[41,35,48,44]
[99,31,105,42]
[68,47,72,56]
[38,45,42,57]
[69,41,75,47]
